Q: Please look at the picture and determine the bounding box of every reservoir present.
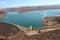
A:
[0,9,60,28]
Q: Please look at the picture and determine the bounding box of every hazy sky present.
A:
[0,0,60,8]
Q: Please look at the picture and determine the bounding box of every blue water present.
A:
[0,9,60,28]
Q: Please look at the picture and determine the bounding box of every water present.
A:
[0,9,60,28]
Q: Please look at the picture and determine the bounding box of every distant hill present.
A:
[1,5,60,12]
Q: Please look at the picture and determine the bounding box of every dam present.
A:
[0,9,60,40]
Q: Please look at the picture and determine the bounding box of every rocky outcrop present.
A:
[42,16,60,27]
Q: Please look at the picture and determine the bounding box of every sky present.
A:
[0,0,60,8]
